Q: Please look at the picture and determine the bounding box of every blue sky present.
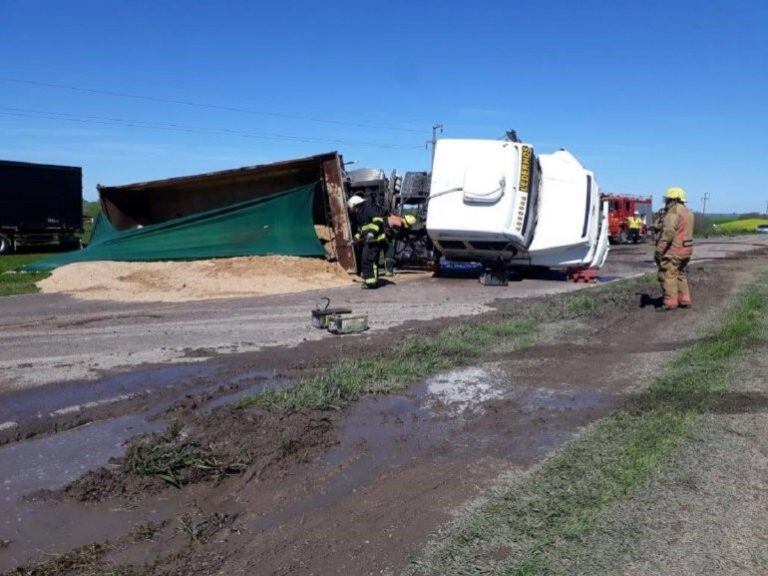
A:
[1,0,766,212]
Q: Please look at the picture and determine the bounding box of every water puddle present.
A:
[0,415,165,570]
[249,365,509,530]
[521,387,611,412]
[0,363,295,570]
[204,372,291,411]
[424,365,504,415]
[247,360,619,532]
[0,363,218,425]
[250,388,446,532]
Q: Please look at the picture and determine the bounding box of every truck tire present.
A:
[0,233,13,255]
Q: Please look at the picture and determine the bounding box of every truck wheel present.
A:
[618,230,628,244]
[0,234,13,255]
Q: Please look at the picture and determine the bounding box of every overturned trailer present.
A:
[22,153,360,273]
[95,152,357,271]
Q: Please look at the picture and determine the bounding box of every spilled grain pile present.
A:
[37,256,354,302]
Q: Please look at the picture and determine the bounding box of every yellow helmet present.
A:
[664,187,687,202]
[403,214,418,228]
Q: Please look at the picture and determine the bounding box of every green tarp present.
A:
[22,182,325,272]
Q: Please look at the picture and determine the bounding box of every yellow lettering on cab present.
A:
[519,146,532,193]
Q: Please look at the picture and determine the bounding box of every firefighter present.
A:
[627,210,643,243]
[655,186,694,311]
[347,195,388,289]
[383,213,419,275]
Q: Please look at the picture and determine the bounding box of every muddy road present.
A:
[0,238,767,574]
[2,237,766,396]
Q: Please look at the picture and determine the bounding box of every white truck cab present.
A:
[427,139,536,260]
[426,138,609,280]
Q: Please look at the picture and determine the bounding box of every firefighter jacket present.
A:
[656,202,694,258]
[354,204,387,244]
[627,215,643,230]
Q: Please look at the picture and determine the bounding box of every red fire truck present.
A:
[601,194,653,244]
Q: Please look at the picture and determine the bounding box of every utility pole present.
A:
[701,191,710,215]
[426,124,443,167]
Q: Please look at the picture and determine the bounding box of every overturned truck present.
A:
[427,139,610,284]
[24,153,359,272]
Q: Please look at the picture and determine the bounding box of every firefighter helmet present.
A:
[664,187,687,202]
[403,214,418,228]
[346,195,365,210]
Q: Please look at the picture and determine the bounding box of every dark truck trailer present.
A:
[0,160,83,254]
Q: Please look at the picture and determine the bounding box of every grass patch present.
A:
[565,293,600,313]
[237,319,537,412]
[0,253,51,297]
[409,275,768,575]
[124,424,247,488]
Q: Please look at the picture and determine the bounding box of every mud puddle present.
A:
[203,371,290,411]
[0,368,290,572]
[0,361,293,445]
[0,363,217,438]
[0,415,166,570]
[242,362,614,536]
[424,365,506,414]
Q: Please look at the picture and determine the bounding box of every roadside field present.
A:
[716,217,768,234]
[0,253,50,297]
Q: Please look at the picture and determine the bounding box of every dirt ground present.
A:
[3,252,766,575]
[37,255,355,302]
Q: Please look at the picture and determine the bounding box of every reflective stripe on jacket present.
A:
[359,217,386,243]
[657,203,694,258]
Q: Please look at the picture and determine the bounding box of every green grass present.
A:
[715,217,768,234]
[123,424,247,488]
[237,319,537,412]
[0,253,51,297]
[565,292,600,313]
[409,275,768,576]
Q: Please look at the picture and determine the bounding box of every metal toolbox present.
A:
[327,314,368,335]
[312,297,352,328]
[312,307,352,328]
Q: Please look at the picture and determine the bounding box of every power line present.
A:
[0,106,423,150]
[0,76,425,134]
